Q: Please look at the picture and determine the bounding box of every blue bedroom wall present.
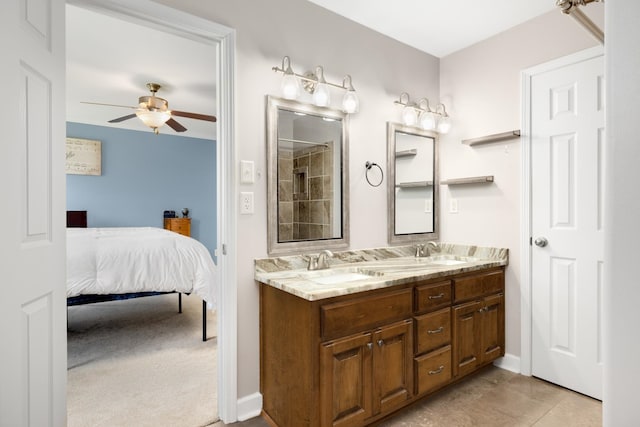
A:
[66,122,217,256]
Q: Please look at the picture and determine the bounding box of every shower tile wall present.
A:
[278,145,333,242]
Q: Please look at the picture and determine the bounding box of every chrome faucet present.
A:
[426,241,440,254]
[307,249,334,270]
[415,242,439,257]
[317,249,334,269]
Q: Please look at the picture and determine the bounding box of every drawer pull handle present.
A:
[428,365,445,375]
[377,339,384,347]
[428,293,445,300]
[427,326,444,334]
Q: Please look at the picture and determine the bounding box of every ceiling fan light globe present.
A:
[136,109,171,129]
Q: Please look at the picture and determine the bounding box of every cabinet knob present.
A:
[366,342,372,351]
[377,339,384,347]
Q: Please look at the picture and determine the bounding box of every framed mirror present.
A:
[387,122,439,244]
[266,96,350,255]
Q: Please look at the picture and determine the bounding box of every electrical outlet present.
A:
[240,160,255,184]
[240,192,254,214]
[449,198,458,214]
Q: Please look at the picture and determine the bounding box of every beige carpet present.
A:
[67,293,218,427]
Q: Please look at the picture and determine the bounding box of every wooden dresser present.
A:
[163,218,191,237]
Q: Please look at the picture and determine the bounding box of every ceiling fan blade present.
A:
[81,101,137,110]
[171,110,217,122]
[108,113,137,123]
[166,118,187,132]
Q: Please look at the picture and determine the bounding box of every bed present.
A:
[66,214,217,341]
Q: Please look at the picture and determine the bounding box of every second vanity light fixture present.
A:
[272,55,360,114]
[395,92,451,134]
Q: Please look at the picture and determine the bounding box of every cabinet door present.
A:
[320,333,373,427]
[372,320,413,416]
[452,300,481,377]
[480,293,505,364]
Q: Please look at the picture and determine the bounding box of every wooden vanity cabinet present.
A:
[452,270,505,377]
[260,266,505,427]
[320,319,413,426]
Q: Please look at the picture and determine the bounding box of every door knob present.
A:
[534,237,548,247]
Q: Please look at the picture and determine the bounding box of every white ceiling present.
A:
[66,5,217,140]
[307,0,558,58]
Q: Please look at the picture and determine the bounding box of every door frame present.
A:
[67,0,238,422]
[520,45,604,376]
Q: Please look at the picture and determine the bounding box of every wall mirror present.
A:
[266,96,349,255]
[387,122,439,244]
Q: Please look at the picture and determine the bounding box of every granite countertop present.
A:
[255,243,508,301]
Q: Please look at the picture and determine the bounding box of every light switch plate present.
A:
[449,198,458,214]
[240,160,255,184]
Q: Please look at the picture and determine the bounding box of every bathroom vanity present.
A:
[256,244,507,427]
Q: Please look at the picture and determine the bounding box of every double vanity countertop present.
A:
[255,243,508,301]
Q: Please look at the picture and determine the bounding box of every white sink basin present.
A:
[297,268,378,285]
[428,259,467,266]
[308,272,374,285]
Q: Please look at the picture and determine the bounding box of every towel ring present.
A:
[365,161,383,187]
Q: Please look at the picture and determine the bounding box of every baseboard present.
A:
[237,392,263,422]
[493,353,521,373]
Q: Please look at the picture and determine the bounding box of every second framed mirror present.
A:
[387,122,439,244]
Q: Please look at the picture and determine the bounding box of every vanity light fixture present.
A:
[279,56,301,100]
[272,55,359,114]
[395,92,451,134]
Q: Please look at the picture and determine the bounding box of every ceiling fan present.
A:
[82,82,217,134]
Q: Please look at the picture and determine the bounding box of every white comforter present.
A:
[67,227,216,307]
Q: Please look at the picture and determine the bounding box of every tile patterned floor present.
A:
[212,366,602,427]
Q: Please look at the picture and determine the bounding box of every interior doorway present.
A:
[65,0,237,422]
[521,46,604,399]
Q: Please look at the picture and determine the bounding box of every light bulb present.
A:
[281,73,300,100]
[419,110,436,131]
[313,82,330,107]
[342,90,359,113]
[402,106,418,126]
[437,115,451,134]
[312,66,330,107]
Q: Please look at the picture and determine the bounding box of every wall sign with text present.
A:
[66,138,102,176]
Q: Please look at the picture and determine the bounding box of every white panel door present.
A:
[531,54,604,400]
[0,0,67,425]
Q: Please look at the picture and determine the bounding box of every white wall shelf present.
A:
[395,149,417,158]
[440,176,494,185]
[396,180,433,188]
[462,130,520,146]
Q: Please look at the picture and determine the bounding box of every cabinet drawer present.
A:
[415,307,451,355]
[415,345,452,395]
[415,281,451,313]
[321,288,412,340]
[453,270,504,303]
